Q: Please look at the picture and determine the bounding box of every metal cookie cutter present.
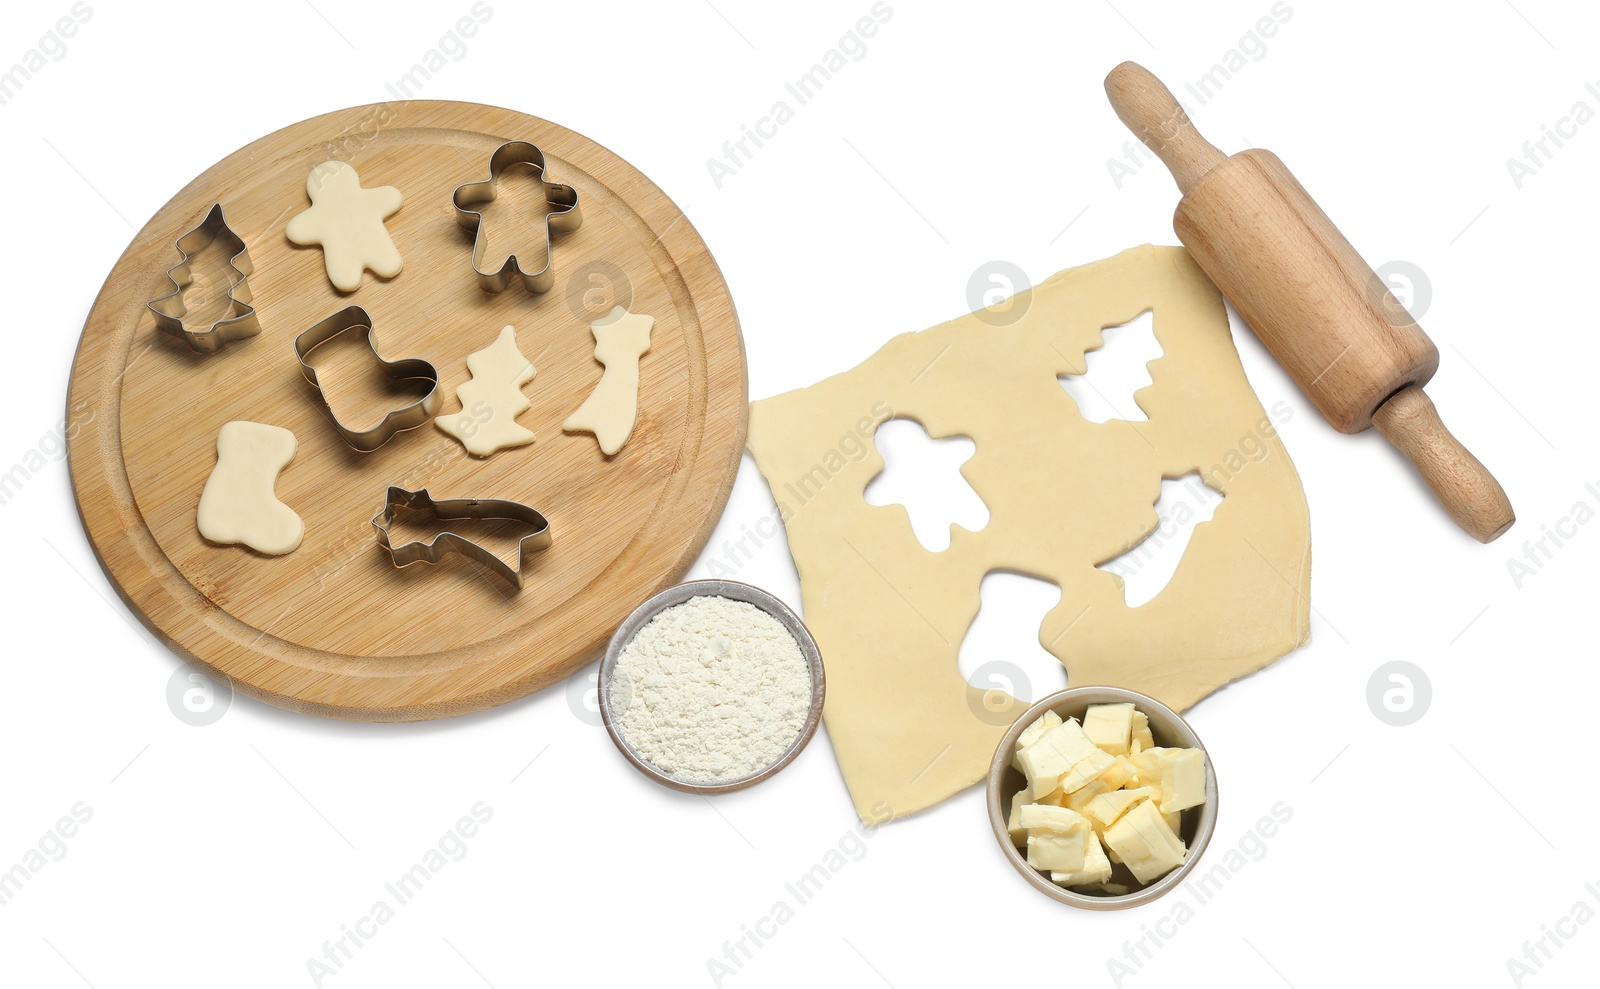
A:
[450,141,582,294]
[294,306,440,452]
[148,204,260,353]
[371,486,553,589]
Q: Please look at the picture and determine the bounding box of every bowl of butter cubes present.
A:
[986,686,1217,909]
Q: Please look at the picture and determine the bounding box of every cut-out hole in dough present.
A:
[958,571,1068,704]
[1097,472,1224,607]
[864,418,989,552]
[1058,309,1162,423]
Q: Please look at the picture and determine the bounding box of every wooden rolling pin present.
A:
[1104,61,1514,543]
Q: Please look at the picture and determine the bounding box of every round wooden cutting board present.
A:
[67,102,746,721]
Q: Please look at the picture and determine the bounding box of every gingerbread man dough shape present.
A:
[286,161,403,292]
[564,306,654,456]
[196,421,303,555]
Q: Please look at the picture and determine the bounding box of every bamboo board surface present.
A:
[66,101,747,720]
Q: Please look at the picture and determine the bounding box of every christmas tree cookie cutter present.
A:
[294,306,440,452]
[371,486,553,589]
[148,204,261,353]
[450,141,583,294]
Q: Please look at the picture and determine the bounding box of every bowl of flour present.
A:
[598,579,825,793]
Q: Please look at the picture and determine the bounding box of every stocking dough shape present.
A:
[746,246,1311,822]
[286,161,403,292]
[434,325,537,457]
[564,306,653,455]
[196,421,303,555]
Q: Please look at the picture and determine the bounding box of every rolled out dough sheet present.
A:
[746,246,1311,822]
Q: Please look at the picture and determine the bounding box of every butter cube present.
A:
[1078,786,1155,830]
[1060,745,1116,795]
[1100,755,1138,791]
[1013,709,1063,772]
[1007,790,1029,847]
[1021,805,1091,873]
[1028,831,1087,872]
[1158,748,1207,814]
[1102,800,1187,884]
[1051,833,1114,888]
[1019,803,1087,835]
[1062,758,1139,812]
[1017,719,1113,798]
[1064,776,1116,815]
[1130,747,1182,795]
[1130,710,1155,754]
[1083,703,1136,756]
[1035,787,1070,807]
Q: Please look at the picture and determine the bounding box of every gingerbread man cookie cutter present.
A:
[371,486,553,589]
[450,141,583,294]
[148,204,261,354]
[294,306,440,453]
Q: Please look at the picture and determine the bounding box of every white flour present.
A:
[610,595,812,784]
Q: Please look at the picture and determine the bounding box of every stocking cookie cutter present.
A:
[148,204,261,353]
[294,306,440,452]
[371,486,553,589]
[450,141,583,294]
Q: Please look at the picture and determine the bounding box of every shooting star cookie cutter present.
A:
[148,204,261,353]
[371,486,553,589]
[450,141,583,294]
[294,306,440,453]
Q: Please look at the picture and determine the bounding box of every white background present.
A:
[2,1,1596,986]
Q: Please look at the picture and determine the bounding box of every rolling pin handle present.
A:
[1370,385,1516,543]
[1103,61,1226,194]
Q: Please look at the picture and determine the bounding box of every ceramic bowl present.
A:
[598,579,825,794]
[986,686,1218,909]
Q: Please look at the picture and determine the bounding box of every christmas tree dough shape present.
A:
[434,325,537,457]
[746,246,1311,823]
[564,306,654,455]
[285,161,403,292]
[197,421,303,555]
